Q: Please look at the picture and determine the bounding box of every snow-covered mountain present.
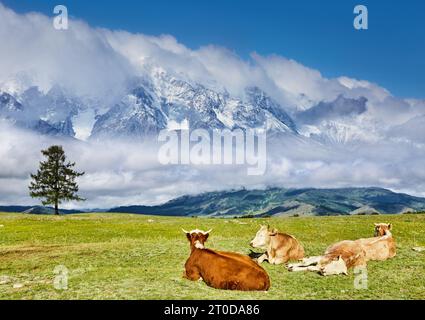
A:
[91,86,167,139]
[0,67,423,150]
[90,71,299,140]
[1,70,299,140]
[295,95,385,145]
[0,83,83,137]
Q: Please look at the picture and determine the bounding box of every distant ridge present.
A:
[107,187,425,217]
[2,187,424,217]
[0,205,82,215]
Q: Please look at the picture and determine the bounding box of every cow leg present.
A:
[288,265,321,272]
[300,256,322,266]
[287,262,301,270]
[276,248,296,265]
[305,265,321,272]
[288,266,309,272]
[257,253,268,264]
[268,254,284,265]
[270,256,287,265]
[287,256,322,270]
[183,267,201,281]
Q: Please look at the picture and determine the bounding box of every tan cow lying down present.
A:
[183,229,270,291]
[287,223,396,276]
[250,225,305,264]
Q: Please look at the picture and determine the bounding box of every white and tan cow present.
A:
[287,223,396,276]
[359,223,396,260]
[250,225,305,264]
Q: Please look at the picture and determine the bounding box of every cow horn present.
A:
[205,229,212,234]
[182,228,189,234]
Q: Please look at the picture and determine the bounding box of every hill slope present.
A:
[0,206,81,215]
[108,187,425,216]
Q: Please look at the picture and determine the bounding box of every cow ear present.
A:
[182,229,191,241]
[269,229,278,236]
[388,223,392,230]
[204,233,209,241]
[186,233,192,241]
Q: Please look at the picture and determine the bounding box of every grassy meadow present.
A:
[0,213,424,300]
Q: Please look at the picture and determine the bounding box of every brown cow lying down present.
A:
[182,229,270,291]
[287,223,396,276]
[250,225,305,264]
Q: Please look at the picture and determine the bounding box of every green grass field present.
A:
[0,213,424,300]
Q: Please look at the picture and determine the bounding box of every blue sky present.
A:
[2,0,425,98]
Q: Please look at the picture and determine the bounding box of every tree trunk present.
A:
[54,174,59,215]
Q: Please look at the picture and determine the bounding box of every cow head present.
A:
[319,255,348,276]
[182,229,212,251]
[250,225,277,249]
[374,223,392,237]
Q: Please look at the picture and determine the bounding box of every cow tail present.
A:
[263,275,271,291]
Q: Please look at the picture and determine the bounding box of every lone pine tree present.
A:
[29,145,85,215]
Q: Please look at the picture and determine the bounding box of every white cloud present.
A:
[0,3,132,104]
[2,122,425,209]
